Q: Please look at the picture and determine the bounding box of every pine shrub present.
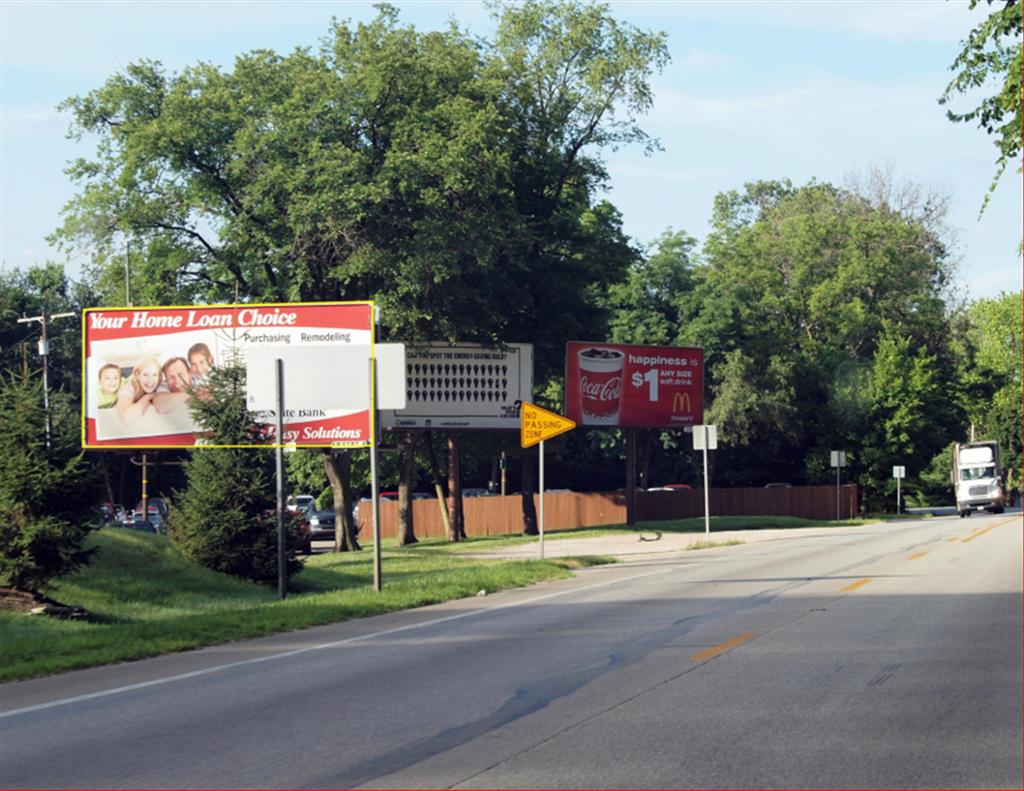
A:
[0,370,99,591]
[165,358,302,584]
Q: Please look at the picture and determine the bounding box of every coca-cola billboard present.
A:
[565,342,703,429]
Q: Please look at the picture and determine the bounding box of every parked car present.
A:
[98,502,127,524]
[135,498,169,519]
[299,501,361,542]
[764,482,792,489]
[264,508,313,554]
[287,494,315,513]
[462,488,493,498]
[121,512,161,534]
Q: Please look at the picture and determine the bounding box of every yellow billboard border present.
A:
[81,300,376,451]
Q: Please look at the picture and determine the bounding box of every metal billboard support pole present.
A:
[276,358,287,600]
[370,356,382,592]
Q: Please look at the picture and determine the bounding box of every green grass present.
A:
[0,529,613,682]
[438,515,875,553]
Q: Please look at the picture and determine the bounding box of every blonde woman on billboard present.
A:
[116,357,161,426]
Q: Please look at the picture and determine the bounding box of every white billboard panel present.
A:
[380,343,532,430]
[245,345,371,412]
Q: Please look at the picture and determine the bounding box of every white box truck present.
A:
[952,441,1006,517]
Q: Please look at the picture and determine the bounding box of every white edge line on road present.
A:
[1,565,673,720]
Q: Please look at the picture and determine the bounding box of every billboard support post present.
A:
[625,428,637,526]
[141,454,149,528]
[370,356,382,592]
[275,359,287,600]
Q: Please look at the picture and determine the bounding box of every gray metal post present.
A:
[539,439,545,560]
[702,426,710,537]
[370,357,382,591]
[276,358,286,600]
[835,466,841,521]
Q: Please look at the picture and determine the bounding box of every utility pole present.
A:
[17,309,75,449]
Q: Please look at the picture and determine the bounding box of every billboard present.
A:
[379,343,532,430]
[564,342,703,429]
[83,302,374,448]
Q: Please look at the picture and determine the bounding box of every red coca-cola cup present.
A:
[577,347,624,425]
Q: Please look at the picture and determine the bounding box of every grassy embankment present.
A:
[0,515,863,682]
[0,528,612,682]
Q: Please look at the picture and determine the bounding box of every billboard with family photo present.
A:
[82,302,374,448]
[564,341,703,429]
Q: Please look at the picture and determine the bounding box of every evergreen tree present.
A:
[165,357,302,583]
[0,369,99,591]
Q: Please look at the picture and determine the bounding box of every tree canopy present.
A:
[940,0,1022,213]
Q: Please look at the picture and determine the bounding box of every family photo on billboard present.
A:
[87,332,224,443]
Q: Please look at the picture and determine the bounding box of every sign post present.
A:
[275,358,287,599]
[520,403,576,559]
[693,425,718,536]
[892,465,906,515]
[831,451,847,521]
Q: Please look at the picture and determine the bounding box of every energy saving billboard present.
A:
[82,302,374,448]
[379,343,532,430]
[564,341,703,429]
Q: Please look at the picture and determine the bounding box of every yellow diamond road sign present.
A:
[521,402,576,448]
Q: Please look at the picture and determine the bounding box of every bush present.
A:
[0,370,99,591]
[166,447,304,583]
[165,359,302,584]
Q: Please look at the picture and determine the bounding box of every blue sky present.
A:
[2,0,1020,303]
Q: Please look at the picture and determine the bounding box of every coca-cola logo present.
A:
[580,375,622,402]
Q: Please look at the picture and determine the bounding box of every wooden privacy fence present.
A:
[358,484,859,540]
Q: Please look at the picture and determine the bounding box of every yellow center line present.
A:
[907,551,928,560]
[691,631,756,663]
[962,516,1019,543]
[840,577,872,593]
[947,537,960,543]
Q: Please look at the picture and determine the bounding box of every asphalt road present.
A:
[2,512,1020,789]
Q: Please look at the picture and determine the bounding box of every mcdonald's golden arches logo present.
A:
[673,391,692,413]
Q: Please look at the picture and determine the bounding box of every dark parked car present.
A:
[98,502,127,524]
[299,502,360,543]
[120,512,160,534]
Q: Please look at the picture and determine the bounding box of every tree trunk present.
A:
[323,449,360,551]
[423,432,452,537]
[396,432,418,546]
[446,433,464,541]
[99,453,116,506]
[521,447,538,535]
[639,429,654,491]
